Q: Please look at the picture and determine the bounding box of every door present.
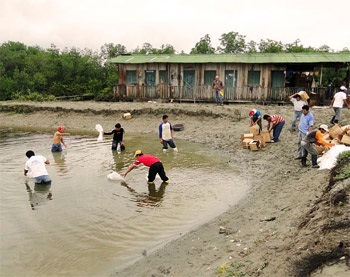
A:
[144,70,156,97]
[271,71,284,100]
[225,70,237,99]
[183,70,195,99]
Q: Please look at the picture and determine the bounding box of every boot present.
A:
[330,116,335,125]
[301,157,307,167]
[311,155,319,168]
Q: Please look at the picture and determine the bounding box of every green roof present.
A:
[109,52,350,64]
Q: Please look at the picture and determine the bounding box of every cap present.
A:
[134,150,142,157]
[249,109,255,117]
[340,85,347,91]
[319,124,329,132]
[57,126,65,132]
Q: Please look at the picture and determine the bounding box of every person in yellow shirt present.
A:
[300,124,335,168]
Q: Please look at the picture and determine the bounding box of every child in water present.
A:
[51,126,70,152]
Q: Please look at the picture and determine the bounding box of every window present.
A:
[204,70,216,85]
[159,70,169,84]
[126,70,137,84]
[248,70,260,86]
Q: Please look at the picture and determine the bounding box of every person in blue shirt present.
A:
[295,105,314,160]
[249,109,262,131]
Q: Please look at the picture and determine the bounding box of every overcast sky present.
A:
[1,0,349,53]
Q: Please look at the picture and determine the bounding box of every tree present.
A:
[157,44,176,54]
[100,43,127,62]
[217,31,246,53]
[190,34,215,54]
[0,41,111,100]
[317,45,332,52]
[283,39,315,53]
[258,39,284,53]
[132,43,176,55]
[132,42,155,54]
[246,40,258,53]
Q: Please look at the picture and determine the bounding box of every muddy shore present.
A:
[0,101,349,277]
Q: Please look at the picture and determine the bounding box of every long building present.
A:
[110,52,350,104]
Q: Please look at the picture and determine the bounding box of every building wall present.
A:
[116,62,288,101]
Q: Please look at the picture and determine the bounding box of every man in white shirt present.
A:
[289,93,307,131]
[158,115,178,152]
[329,86,350,124]
[24,150,52,184]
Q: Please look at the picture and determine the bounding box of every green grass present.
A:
[216,262,246,276]
[333,151,350,182]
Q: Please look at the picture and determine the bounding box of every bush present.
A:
[13,91,56,102]
[94,87,114,101]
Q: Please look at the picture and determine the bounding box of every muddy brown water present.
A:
[0,129,249,276]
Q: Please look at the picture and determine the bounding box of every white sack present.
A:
[318,145,350,170]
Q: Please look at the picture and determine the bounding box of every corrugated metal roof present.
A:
[109,52,350,64]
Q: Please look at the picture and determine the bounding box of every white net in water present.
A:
[107,171,125,182]
[95,124,104,141]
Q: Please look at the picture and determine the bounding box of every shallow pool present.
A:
[0,129,249,276]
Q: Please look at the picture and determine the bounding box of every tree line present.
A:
[1,32,349,101]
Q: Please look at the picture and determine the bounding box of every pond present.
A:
[0,129,249,276]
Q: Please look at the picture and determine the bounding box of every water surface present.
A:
[0,129,249,276]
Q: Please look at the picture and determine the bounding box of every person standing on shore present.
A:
[249,108,262,131]
[300,125,335,168]
[159,115,178,153]
[263,114,285,142]
[104,123,125,151]
[212,75,224,106]
[295,105,314,160]
[51,126,70,152]
[24,150,52,184]
[329,86,350,124]
[121,150,170,185]
[289,93,307,131]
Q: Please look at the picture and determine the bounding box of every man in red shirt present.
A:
[263,114,285,142]
[121,150,170,185]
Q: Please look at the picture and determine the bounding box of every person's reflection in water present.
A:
[112,151,125,173]
[119,182,168,207]
[25,181,53,210]
[139,182,168,207]
[121,182,168,207]
[147,182,167,201]
[52,151,67,174]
